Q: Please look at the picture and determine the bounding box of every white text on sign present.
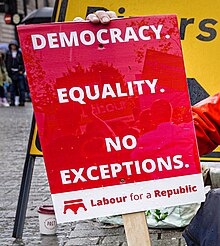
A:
[57,79,160,105]
[31,24,164,50]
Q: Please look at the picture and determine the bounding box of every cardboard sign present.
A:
[18,15,205,223]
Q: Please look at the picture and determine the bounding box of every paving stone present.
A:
[65,237,99,246]
[101,235,127,244]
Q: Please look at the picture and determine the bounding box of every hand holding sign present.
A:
[73,10,117,24]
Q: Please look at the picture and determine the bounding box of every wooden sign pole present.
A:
[123,212,151,246]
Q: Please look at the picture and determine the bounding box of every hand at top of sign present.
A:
[73,10,117,24]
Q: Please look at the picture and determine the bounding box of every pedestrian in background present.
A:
[0,50,10,107]
[5,40,26,106]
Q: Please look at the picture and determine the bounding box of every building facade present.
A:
[0,0,55,43]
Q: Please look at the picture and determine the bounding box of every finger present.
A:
[106,11,117,19]
[95,10,112,24]
[73,17,86,22]
[86,13,100,24]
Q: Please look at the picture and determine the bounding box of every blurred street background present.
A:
[0,0,55,44]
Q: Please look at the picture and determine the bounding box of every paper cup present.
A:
[38,205,57,235]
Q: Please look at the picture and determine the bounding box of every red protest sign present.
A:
[18,15,205,223]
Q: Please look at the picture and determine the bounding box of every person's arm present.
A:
[2,65,11,83]
[5,52,11,75]
[18,51,25,74]
[192,92,220,156]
